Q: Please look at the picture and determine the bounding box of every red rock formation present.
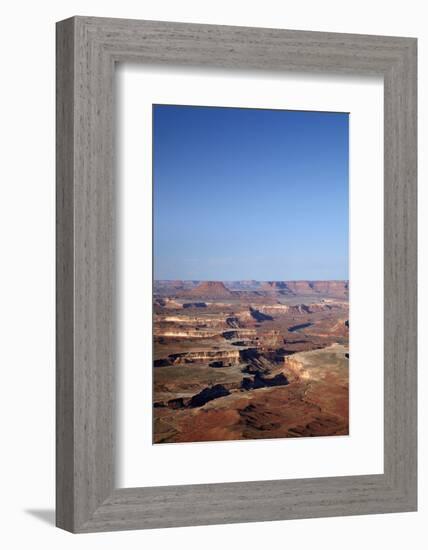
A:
[284,281,348,296]
[187,281,234,298]
[260,281,290,291]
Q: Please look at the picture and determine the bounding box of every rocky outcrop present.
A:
[249,307,273,322]
[182,302,207,309]
[284,281,348,296]
[154,280,198,294]
[258,304,291,314]
[222,329,257,340]
[188,384,230,408]
[167,397,186,409]
[226,280,261,291]
[228,280,348,298]
[168,348,241,365]
[155,345,270,369]
[226,316,242,328]
[162,315,225,327]
[241,372,289,390]
[154,280,349,299]
[154,329,221,338]
[186,281,234,298]
[260,281,291,292]
[258,301,348,316]
[154,297,183,309]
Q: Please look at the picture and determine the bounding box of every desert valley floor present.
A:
[153,280,349,444]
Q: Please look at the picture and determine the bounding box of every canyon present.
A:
[153,280,349,444]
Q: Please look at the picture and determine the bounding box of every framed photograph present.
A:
[150,104,351,444]
[56,16,417,532]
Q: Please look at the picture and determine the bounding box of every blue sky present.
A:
[153,105,348,281]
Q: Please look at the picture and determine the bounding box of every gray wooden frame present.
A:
[56,16,417,533]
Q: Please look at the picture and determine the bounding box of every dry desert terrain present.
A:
[153,280,349,443]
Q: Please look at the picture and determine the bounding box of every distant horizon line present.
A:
[155,279,349,282]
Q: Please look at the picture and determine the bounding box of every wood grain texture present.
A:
[56,18,75,532]
[56,16,417,533]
